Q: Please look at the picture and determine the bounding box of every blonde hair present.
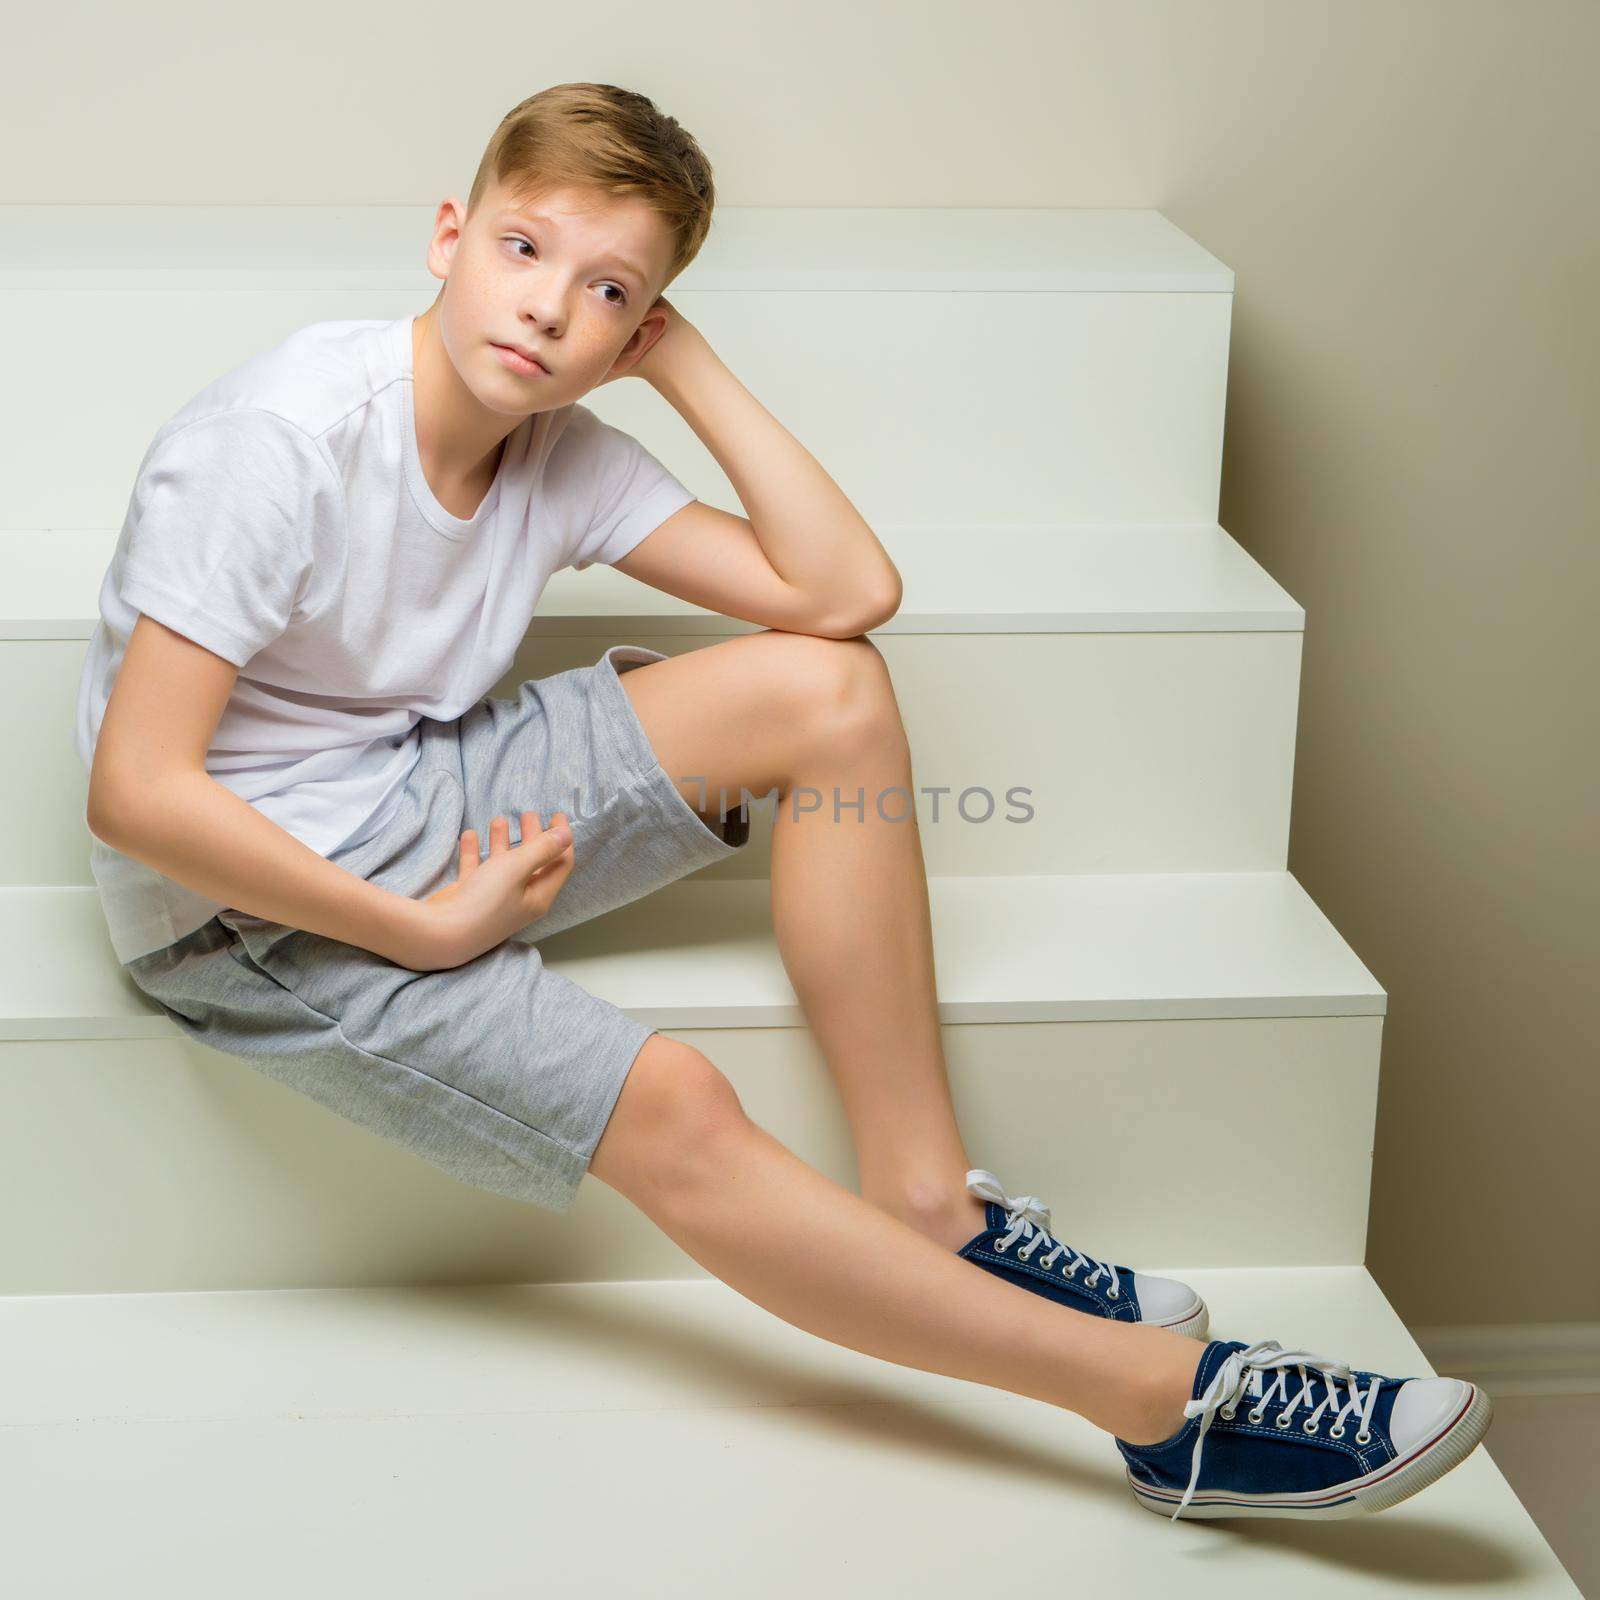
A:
[466,84,716,295]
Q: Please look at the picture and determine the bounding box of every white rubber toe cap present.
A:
[1132,1271,1205,1326]
[1389,1377,1473,1454]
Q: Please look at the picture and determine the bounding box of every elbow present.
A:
[86,767,148,849]
[86,786,126,848]
[86,773,114,844]
[818,571,903,640]
[875,567,904,623]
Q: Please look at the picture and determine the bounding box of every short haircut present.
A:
[466,83,717,296]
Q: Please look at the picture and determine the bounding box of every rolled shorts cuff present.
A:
[590,643,752,857]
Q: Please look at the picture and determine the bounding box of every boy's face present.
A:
[425,178,677,416]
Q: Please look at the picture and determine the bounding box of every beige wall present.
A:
[13,1,1596,1327]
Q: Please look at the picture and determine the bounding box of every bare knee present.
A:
[588,1033,750,1207]
[759,631,900,758]
[822,636,903,762]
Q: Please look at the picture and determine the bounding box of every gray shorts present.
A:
[123,643,751,1214]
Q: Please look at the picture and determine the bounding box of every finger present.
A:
[488,814,510,854]
[522,809,572,852]
[555,813,575,859]
[528,820,578,880]
[516,815,574,877]
[459,828,478,874]
[534,807,570,834]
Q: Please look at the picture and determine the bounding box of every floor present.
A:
[0,1266,1580,1597]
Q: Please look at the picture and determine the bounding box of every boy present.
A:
[77,82,1489,1522]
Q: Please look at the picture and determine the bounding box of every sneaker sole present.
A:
[1126,1380,1493,1520]
[1150,1298,1210,1341]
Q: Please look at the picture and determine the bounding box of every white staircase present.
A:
[0,207,1577,1595]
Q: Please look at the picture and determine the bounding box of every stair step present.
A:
[10,520,1306,879]
[537,870,1384,1028]
[1,872,1386,1289]
[0,1268,1574,1596]
[5,522,1303,640]
[1,870,1384,1288]
[0,872,1384,1042]
[0,203,1234,293]
[1,205,1234,526]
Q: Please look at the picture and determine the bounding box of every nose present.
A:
[518,288,566,337]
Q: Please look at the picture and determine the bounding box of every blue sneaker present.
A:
[956,1169,1209,1339]
[1117,1338,1493,1520]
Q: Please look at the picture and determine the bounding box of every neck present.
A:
[409,309,520,508]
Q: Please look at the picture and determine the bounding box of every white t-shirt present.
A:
[75,314,696,965]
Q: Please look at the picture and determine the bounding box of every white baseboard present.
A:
[1413,1322,1600,1398]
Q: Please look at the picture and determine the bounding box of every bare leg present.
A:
[763,639,982,1241]
[589,1033,1200,1445]
[620,632,991,1246]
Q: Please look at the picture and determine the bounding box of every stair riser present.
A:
[1,288,1230,531]
[0,1015,1379,1295]
[12,628,1300,885]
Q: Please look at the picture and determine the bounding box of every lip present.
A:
[491,342,550,377]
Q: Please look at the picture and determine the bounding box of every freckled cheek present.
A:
[568,333,619,374]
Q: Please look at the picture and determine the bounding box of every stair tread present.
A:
[0,1267,1573,1595]
[3,522,1301,638]
[1,871,1385,1040]
[0,203,1233,292]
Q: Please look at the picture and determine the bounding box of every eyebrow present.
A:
[501,210,649,287]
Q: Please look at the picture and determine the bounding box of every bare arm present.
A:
[87,614,430,966]
[619,305,902,637]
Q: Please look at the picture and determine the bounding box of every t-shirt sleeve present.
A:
[556,403,697,572]
[117,409,331,669]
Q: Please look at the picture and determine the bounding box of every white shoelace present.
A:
[965,1170,1121,1300]
[1167,1339,1384,1519]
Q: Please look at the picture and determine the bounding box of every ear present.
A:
[613,301,670,375]
[423,195,471,285]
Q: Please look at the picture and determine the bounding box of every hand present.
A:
[402,811,576,970]
[597,295,703,389]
